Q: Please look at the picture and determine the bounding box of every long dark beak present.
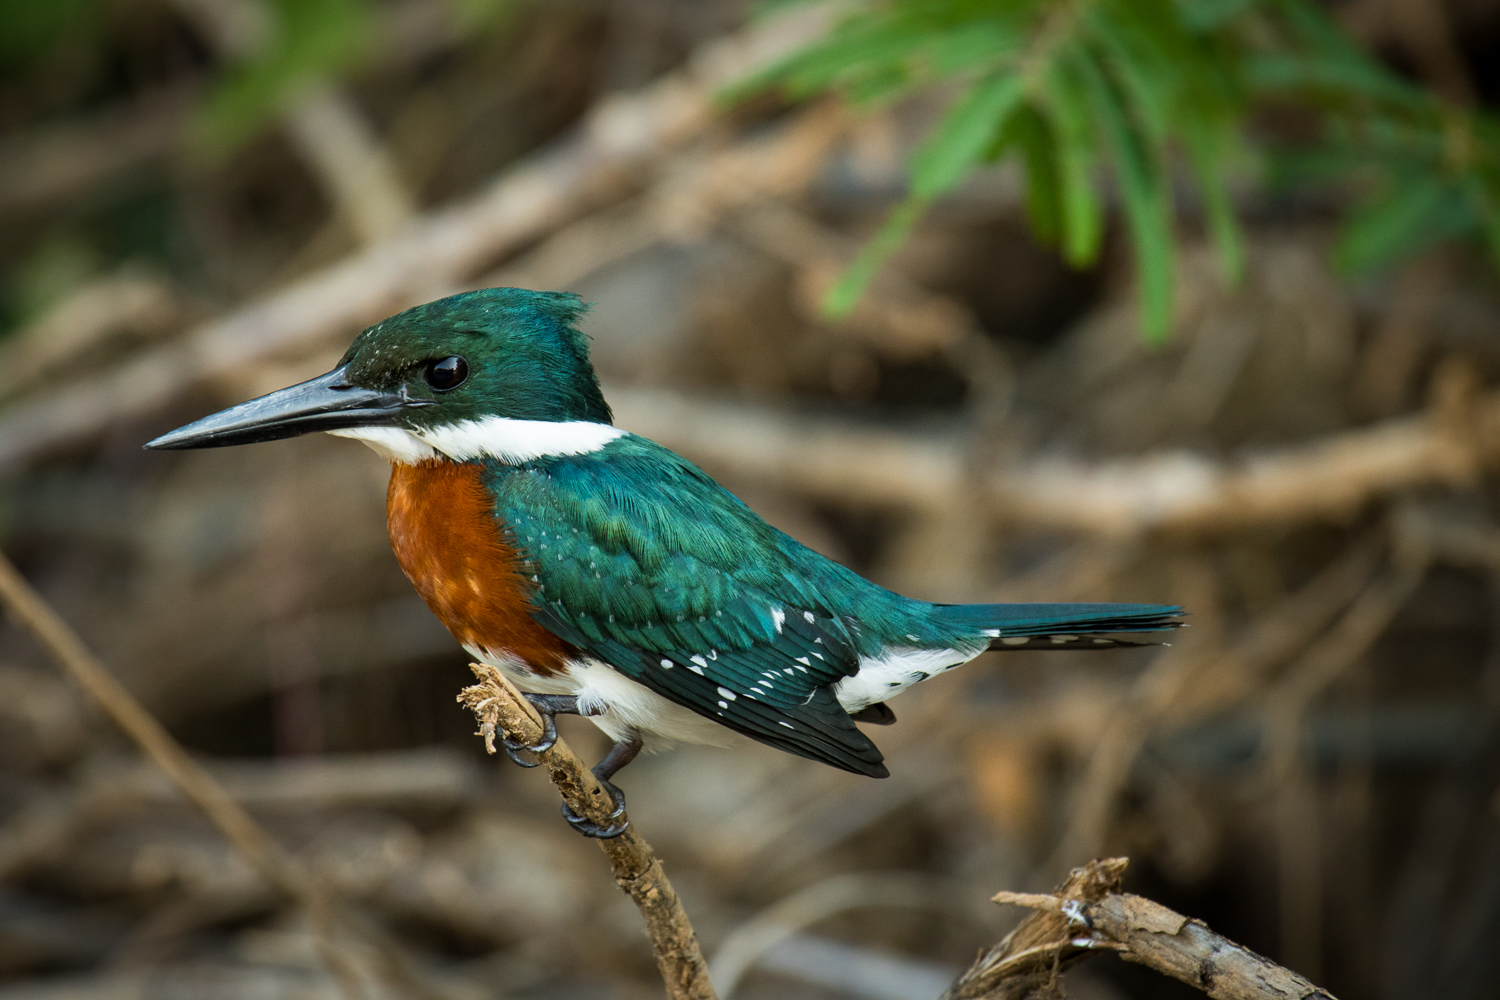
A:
[144,367,427,450]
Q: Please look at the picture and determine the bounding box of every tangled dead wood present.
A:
[0,552,458,1000]
[947,858,1336,1000]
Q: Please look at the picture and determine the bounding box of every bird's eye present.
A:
[425,356,468,391]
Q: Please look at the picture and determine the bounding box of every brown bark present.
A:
[458,663,717,1000]
[946,858,1337,1000]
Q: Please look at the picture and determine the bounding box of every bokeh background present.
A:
[3,1,1500,998]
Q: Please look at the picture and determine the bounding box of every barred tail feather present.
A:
[933,602,1183,651]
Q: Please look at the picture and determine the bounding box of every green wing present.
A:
[486,437,890,777]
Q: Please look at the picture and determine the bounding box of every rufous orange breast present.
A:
[386,460,573,676]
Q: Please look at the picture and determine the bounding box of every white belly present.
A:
[467,644,982,749]
[466,647,736,751]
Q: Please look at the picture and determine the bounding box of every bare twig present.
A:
[1262,558,1427,980]
[708,871,959,998]
[0,268,181,401]
[0,86,194,214]
[948,858,1338,1000]
[0,554,373,996]
[1042,538,1382,871]
[280,81,417,245]
[458,662,717,1000]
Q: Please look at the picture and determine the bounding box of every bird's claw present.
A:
[501,706,558,768]
[561,777,629,839]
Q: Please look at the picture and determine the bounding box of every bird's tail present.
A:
[933,602,1183,651]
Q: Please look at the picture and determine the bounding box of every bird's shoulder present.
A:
[485,433,840,598]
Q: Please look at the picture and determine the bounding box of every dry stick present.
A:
[1045,538,1385,871]
[458,662,717,1000]
[0,553,376,1000]
[1261,561,1427,982]
[603,380,1500,538]
[946,858,1338,1000]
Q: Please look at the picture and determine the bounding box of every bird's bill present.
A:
[144,366,426,450]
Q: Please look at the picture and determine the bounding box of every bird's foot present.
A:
[561,776,629,839]
[501,694,582,768]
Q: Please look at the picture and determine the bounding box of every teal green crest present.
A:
[341,288,612,429]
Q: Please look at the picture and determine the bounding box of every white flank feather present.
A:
[834,646,982,713]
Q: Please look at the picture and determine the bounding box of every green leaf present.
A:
[1470,177,1500,270]
[0,0,102,70]
[824,67,1028,316]
[193,0,378,155]
[995,105,1065,246]
[1182,116,1246,284]
[824,199,928,317]
[1335,175,1471,274]
[1075,48,1176,343]
[910,72,1027,199]
[1041,59,1105,267]
[1178,0,1256,32]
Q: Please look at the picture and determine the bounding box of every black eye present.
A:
[425,356,467,391]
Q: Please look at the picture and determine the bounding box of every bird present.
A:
[147,288,1181,838]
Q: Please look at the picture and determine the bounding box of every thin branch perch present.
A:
[946,858,1337,1000]
[458,662,717,1000]
[0,554,372,996]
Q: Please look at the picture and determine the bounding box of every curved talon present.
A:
[595,777,627,819]
[528,711,559,753]
[561,778,630,839]
[501,737,543,768]
[499,708,559,768]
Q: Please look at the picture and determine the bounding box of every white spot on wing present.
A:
[771,607,785,633]
[716,686,737,701]
[1000,637,1029,646]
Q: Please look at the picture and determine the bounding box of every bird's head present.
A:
[145,288,617,463]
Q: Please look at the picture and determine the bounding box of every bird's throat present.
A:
[386,460,573,675]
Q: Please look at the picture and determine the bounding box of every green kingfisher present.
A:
[147,288,1180,837]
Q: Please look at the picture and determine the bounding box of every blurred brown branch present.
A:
[459,662,718,1000]
[947,858,1337,1000]
[610,379,1496,536]
[0,551,454,1000]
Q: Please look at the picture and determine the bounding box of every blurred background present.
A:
[2,0,1500,998]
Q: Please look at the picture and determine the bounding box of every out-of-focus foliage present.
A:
[751,0,1500,343]
[194,0,379,153]
[0,0,104,70]
[195,0,517,154]
[0,0,518,157]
